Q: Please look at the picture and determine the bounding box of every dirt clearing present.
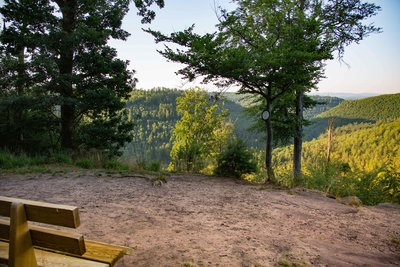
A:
[1,172,399,266]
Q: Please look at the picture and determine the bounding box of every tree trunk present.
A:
[265,91,275,183]
[293,0,306,187]
[16,47,25,144]
[56,0,77,150]
[326,118,334,164]
[293,89,304,186]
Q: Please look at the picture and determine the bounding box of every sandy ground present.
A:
[1,171,399,266]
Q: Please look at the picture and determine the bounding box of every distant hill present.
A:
[275,119,400,172]
[304,93,400,140]
[223,93,344,146]
[303,96,344,120]
[309,92,379,100]
[122,88,347,163]
[317,93,400,121]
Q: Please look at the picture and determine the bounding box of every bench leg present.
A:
[9,202,37,267]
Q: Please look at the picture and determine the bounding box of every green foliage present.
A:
[318,94,400,121]
[373,161,400,203]
[0,0,164,155]
[75,158,94,169]
[303,96,344,120]
[122,89,342,167]
[169,88,232,172]
[272,101,400,205]
[145,161,162,172]
[215,139,258,178]
[0,150,46,169]
[302,158,400,205]
[302,158,357,198]
[0,95,59,153]
[275,119,400,173]
[122,88,182,164]
[104,158,129,171]
[304,94,400,140]
[147,0,380,180]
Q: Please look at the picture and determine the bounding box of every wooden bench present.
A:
[0,196,130,267]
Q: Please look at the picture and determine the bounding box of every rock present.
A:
[338,196,362,207]
[376,202,400,210]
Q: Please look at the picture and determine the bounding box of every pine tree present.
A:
[0,0,164,154]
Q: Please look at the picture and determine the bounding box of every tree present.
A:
[169,88,232,172]
[215,138,258,178]
[146,0,380,183]
[291,0,381,185]
[146,0,329,181]
[0,0,164,154]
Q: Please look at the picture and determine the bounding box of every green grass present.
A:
[0,149,167,177]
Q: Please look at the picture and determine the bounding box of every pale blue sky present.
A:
[0,0,398,94]
[110,0,400,95]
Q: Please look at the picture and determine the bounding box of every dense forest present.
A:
[275,119,400,172]
[303,94,400,140]
[318,93,400,121]
[123,91,399,169]
[1,0,396,205]
[122,88,344,165]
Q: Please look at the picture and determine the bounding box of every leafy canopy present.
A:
[169,88,232,172]
[0,0,164,154]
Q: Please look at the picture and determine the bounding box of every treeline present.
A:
[318,93,400,121]
[274,119,400,172]
[122,88,343,164]
[276,93,400,171]
[123,88,181,164]
[303,94,400,141]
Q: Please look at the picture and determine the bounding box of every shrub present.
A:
[303,158,358,197]
[104,158,129,171]
[75,158,94,169]
[145,161,161,172]
[0,150,47,169]
[215,139,258,178]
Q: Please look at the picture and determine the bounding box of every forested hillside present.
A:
[123,88,181,164]
[304,93,400,140]
[318,93,400,121]
[122,88,343,164]
[275,119,400,172]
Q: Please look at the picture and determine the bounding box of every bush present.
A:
[145,161,161,172]
[302,158,358,197]
[0,150,48,169]
[75,158,94,169]
[215,139,258,178]
[104,158,129,171]
[302,157,400,205]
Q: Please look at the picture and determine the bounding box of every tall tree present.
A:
[0,0,164,154]
[169,88,231,172]
[146,0,329,181]
[291,0,380,185]
[147,0,380,183]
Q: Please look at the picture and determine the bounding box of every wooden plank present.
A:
[0,222,7,240]
[0,242,109,267]
[0,219,86,255]
[81,240,131,266]
[9,202,38,267]
[0,196,80,228]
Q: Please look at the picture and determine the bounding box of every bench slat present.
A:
[0,240,130,267]
[0,219,86,255]
[0,241,109,267]
[0,196,80,228]
[82,240,131,266]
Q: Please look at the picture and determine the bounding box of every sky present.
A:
[109,0,400,95]
[0,0,398,95]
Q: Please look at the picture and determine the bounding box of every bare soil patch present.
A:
[1,171,399,266]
